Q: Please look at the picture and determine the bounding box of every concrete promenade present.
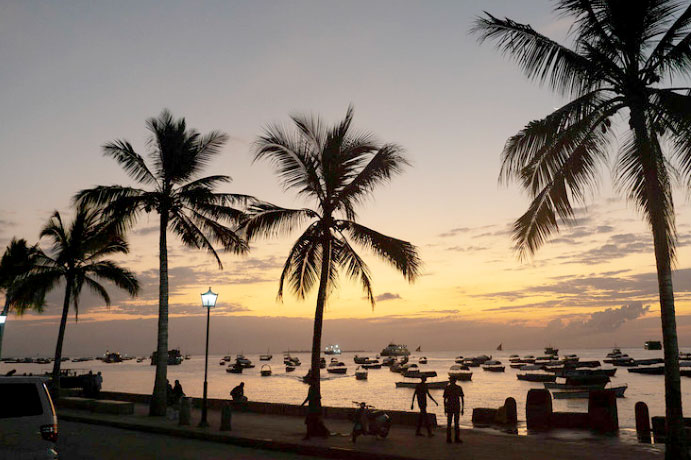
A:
[57,402,665,460]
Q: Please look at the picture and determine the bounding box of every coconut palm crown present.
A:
[27,207,139,388]
[0,238,46,358]
[242,106,421,426]
[75,109,253,416]
[474,1,691,458]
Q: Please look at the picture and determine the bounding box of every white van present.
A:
[0,376,58,459]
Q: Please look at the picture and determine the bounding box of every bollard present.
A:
[588,390,618,433]
[503,397,518,425]
[526,389,552,430]
[220,405,232,431]
[635,402,651,443]
[178,397,191,426]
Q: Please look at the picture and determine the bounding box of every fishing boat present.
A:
[150,349,183,366]
[606,347,622,358]
[552,368,616,378]
[481,360,505,372]
[324,344,341,355]
[260,364,272,376]
[497,343,503,351]
[260,349,272,361]
[644,341,662,350]
[517,373,556,382]
[634,358,665,366]
[454,356,464,364]
[552,385,628,399]
[226,363,243,373]
[362,362,381,369]
[415,345,422,352]
[104,352,123,363]
[448,365,473,381]
[544,381,607,390]
[184,354,191,360]
[571,360,601,368]
[508,354,520,363]
[354,355,373,364]
[355,366,368,380]
[285,365,295,372]
[544,347,559,356]
[235,355,255,368]
[628,366,664,375]
[396,380,447,389]
[382,356,396,366]
[223,355,232,362]
[380,343,411,357]
[327,361,347,374]
[404,369,437,379]
[136,358,144,363]
[419,356,428,364]
[218,360,225,366]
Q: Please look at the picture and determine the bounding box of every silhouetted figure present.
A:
[166,380,174,406]
[300,373,329,440]
[443,376,465,443]
[172,380,184,406]
[4,369,16,376]
[95,371,103,394]
[411,376,437,437]
[230,382,247,402]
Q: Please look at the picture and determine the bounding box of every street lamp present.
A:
[199,287,218,427]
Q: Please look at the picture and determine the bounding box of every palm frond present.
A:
[646,3,691,74]
[277,224,321,301]
[169,212,223,268]
[86,261,139,297]
[241,203,319,241]
[186,208,249,256]
[84,276,111,306]
[339,221,420,282]
[102,140,157,185]
[472,12,598,96]
[333,235,374,308]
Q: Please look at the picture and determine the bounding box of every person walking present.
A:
[171,380,184,406]
[411,376,438,437]
[443,376,465,443]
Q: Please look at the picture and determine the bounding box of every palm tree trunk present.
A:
[630,105,689,460]
[150,212,169,416]
[0,297,10,360]
[51,279,72,395]
[306,235,332,433]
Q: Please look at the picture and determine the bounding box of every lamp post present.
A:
[199,287,218,427]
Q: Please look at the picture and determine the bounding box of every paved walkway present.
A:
[58,403,664,460]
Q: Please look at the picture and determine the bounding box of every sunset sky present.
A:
[2,0,691,355]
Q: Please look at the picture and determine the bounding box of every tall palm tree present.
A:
[0,238,45,359]
[473,1,691,458]
[75,109,252,416]
[241,106,421,431]
[25,207,139,390]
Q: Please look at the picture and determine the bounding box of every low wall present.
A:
[95,391,436,427]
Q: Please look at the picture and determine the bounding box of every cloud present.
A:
[550,302,650,333]
[438,227,471,238]
[374,292,401,302]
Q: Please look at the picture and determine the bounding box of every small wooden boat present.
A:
[628,366,664,375]
[517,373,556,382]
[419,356,428,364]
[327,362,347,374]
[236,355,255,368]
[544,382,606,390]
[355,366,368,380]
[454,356,464,364]
[552,385,627,399]
[362,362,381,369]
[260,364,272,376]
[404,370,437,379]
[481,360,505,372]
[259,351,272,361]
[285,365,295,372]
[222,355,232,362]
[396,380,447,389]
[354,355,371,365]
[219,360,225,366]
[448,365,472,381]
[382,356,396,366]
[226,363,243,373]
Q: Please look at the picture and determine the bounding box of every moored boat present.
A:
[517,373,557,382]
[644,341,662,350]
[260,350,272,361]
[481,360,505,372]
[355,366,368,380]
[150,348,183,366]
[235,355,255,368]
[327,361,347,374]
[226,363,243,373]
[396,380,447,389]
[419,356,428,364]
[544,347,559,356]
[380,343,411,357]
[628,366,664,375]
[324,344,341,355]
[552,385,628,399]
[260,364,272,376]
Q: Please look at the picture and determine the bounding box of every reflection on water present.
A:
[1,347,685,445]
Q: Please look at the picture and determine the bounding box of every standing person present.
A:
[166,380,174,406]
[172,380,184,406]
[411,376,438,437]
[443,376,464,444]
[95,371,103,396]
[300,372,329,440]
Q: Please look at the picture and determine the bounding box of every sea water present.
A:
[2,347,686,442]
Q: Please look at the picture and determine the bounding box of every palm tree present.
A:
[0,238,45,359]
[75,109,252,416]
[25,207,139,390]
[241,106,421,432]
[473,1,691,458]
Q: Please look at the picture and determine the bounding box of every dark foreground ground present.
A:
[57,420,318,460]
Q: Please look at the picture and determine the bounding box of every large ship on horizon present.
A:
[380,343,410,357]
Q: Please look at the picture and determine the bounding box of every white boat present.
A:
[324,344,341,355]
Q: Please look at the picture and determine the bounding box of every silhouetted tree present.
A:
[76,110,251,416]
[0,238,45,359]
[242,106,420,433]
[474,2,691,457]
[26,207,139,390]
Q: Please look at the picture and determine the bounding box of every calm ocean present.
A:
[2,347,687,441]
